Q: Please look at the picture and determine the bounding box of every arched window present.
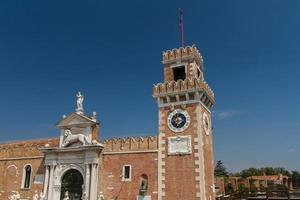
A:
[22,164,32,189]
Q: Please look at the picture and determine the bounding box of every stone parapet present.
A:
[153,78,214,104]
[102,136,158,152]
[162,45,203,67]
[0,138,59,158]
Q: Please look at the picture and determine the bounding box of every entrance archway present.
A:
[60,169,83,200]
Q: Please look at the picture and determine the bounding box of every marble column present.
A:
[47,165,55,200]
[89,164,97,200]
[43,166,50,197]
[85,164,91,198]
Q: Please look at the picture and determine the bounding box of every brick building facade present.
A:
[0,45,215,200]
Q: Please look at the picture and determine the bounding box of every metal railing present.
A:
[216,189,300,200]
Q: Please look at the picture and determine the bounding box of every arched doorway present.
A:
[60,169,83,200]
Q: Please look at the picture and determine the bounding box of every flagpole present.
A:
[179,8,184,47]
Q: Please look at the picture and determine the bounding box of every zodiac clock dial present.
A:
[203,112,211,135]
[167,109,190,133]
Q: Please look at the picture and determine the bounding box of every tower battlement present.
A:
[162,45,203,67]
[156,45,214,109]
[153,78,214,109]
[153,78,214,99]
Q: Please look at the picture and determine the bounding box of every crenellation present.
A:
[162,45,203,66]
[153,78,214,107]
[101,136,158,152]
[0,138,59,159]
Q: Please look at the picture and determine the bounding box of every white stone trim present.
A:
[21,163,32,189]
[103,150,158,155]
[57,164,85,180]
[0,156,44,161]
[158,100,211,114]
[170,62,187,68]
[43,165,50,198]
[157,131,165,200]
[196,106,206,199]
[122,164,132,182]
[4,164,18,176]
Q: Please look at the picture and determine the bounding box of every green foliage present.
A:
[264,167,290,176]
[237,167,291,178]
[225,183,234,194]
[240,168,263,178]
[292,171,300,187]
[259,181,266,191]
[238,183,245,193]
[214,160,228,177]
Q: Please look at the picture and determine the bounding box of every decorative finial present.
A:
[76,91,84,114]
[92,111,97,122]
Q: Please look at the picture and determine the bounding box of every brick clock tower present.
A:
[153,45,215,200]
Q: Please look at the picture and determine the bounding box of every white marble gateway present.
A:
[41,92,103,200]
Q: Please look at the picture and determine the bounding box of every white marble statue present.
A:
[39,192,45,200]
[81,192,88,200]
[91,111,97,122]
[33,191,39,200]
[8,191,20,200]
[62,129,89,147]
[63,191,70,200]
[97,192,104,200]
[76,91,84,112]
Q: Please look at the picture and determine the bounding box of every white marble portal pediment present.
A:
[57,113,96,128]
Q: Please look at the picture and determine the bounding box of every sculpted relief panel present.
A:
[62,129,90,147]
[168,135,192,155]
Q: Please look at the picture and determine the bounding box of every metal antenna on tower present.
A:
[179,8,184,47]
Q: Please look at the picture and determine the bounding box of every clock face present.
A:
[203,112,211,135]
[167,109,190,133]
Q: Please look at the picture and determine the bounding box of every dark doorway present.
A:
[60,169,83,200]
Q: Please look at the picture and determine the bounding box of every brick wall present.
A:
[0,138,58,199]
[99,152,158,200]
[159,105,199,200]
[0,136,158,200]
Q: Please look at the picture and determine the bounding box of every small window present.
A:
[122,165,132,181]
[22,165,32,189]
[173,66,185,81]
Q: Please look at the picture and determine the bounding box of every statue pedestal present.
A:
[76,108,84,115]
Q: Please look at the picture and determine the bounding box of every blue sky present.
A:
[0,0,299,172]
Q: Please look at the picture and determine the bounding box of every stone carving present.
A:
[63,191,70,200]
[139,179,148,196]
[168,135,192,155]
[81,192,88,200]
[62,129,89,147]
[8,191,20,200]
[33,191,39,200]
[76,92,84,113]
[97,192,104,200]
[39,192,45,200]
[92,111,97,122]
